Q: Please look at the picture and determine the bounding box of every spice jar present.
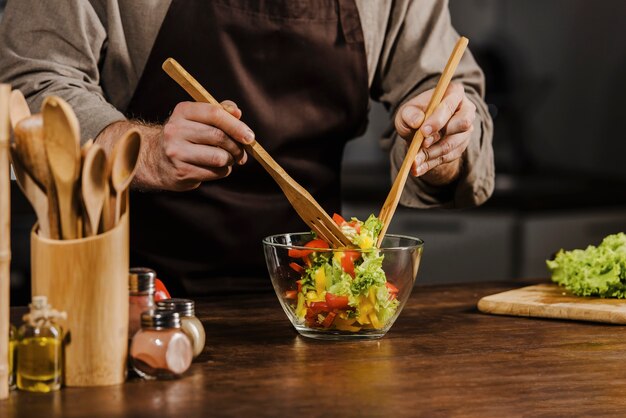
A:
[156,298,205,358]
[128,267,156,338]
[129,309,193,380]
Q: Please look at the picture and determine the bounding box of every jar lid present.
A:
[140,308,180,329]
[129,267,156,294]
[156,298,195,317]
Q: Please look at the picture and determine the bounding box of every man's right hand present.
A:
[96,100,255,191]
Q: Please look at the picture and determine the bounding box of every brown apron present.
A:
[125,0,369,295]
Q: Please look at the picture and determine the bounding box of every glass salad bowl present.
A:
[263,231,423,340]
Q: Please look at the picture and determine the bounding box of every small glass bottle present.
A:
[128,267,156,339]
[9,324,16,390]
[156,298,205,358]
[16,296,66,393]
[129,309,193,380]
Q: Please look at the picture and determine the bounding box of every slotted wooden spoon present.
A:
[377,37,469,247]
[162,58,352,248]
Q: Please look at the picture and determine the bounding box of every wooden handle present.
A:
[162,58,353,248]
[162,58,284,175]
[377,37,469,246]
[0,84,11,400]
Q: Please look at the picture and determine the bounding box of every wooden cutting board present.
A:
[477,284,626,324]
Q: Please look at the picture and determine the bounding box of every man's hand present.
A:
[394,82,476,186]
[97,100,255,191]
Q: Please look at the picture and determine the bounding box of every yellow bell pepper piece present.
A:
[334,251,344,265]
[368,287,377,305]
[369,311,382,329]
[359,235,373,249]
[334,317,361,332]
[314,267,326,295]
[357,298,374,324]
[295,293,306,320]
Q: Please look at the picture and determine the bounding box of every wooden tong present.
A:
[377,37,469,247]
[162,58,352,248]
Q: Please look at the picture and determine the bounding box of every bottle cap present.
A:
[140,308,180,329]
[129,267,156,294]
[156,298,195,317]
[31,295,49,310]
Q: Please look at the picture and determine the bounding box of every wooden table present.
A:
[3,279,626,417]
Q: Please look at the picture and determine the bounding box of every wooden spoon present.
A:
[9,89,31,130]
[42,96,81,240]
[9,147,51,238]
[376,37,469,247]
[108,129,141,226]
[81,144,107,237]
[13,115,61,239]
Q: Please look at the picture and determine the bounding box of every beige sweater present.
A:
[0,0,494,208]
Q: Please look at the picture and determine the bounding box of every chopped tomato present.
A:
[332,213,346,226]
[308,301,329,314]
[288,248,309,258]
[325,293,349,310]
[305,239,329,250]
[341,250,360,278]
[154,278,171,301]
[296,280,302,293]
[322,311,337,328]
[385,282,399,294]
[285,290,297,299]
[288,239,329,259]
[289,262,305,274]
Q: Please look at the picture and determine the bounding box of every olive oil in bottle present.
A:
[16,296,66,393]
[9,324,16,390]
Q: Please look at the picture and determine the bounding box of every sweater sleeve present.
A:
[371,0,494,208]
[0,0,126,142]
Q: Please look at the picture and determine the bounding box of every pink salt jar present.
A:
[128,267,156,339]
[130,309,193,380]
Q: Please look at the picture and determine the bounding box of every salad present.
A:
[284,213,399,332]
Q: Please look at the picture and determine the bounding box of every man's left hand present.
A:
[394,82,476,186]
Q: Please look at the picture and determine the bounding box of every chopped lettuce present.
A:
[289,214,399,330]
[546,232,626,298]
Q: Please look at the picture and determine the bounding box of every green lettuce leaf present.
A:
[546,232,626,298]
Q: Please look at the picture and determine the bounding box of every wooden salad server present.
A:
[162,58,352,248]
[377,37,469,247]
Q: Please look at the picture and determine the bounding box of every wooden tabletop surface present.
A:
[3,279,626,418]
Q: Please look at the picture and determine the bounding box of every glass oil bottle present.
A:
[9,324,16,390]
[16,296,66,392]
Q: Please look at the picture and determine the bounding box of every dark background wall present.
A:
[4,1,626,303]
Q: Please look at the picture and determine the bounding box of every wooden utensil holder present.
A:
[30,214,129,386]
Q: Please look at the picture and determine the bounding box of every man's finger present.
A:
[395,105,425,139]
[420,92,463,138]
[412,131,471,176]
[445,98,476,136]
[221,100,242,119]
[172,101,255,144]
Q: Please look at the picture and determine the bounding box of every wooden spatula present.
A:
[162,58,352,248]
[377,37,469,247]
[42,96,81,240]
